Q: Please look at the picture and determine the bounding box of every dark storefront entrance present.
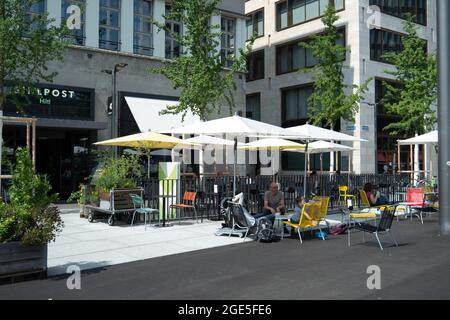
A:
[3,83,106,200]
[3,126,97,200]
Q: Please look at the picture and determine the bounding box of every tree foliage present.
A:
[150,0,252,120]
[0,0,69,111]
[381,15,437,136]
[300,4,370,128]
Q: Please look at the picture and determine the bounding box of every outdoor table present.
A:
[273,213,290,236]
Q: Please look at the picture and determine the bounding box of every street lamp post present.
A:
[437,0,450,236]
[102,63,128,158]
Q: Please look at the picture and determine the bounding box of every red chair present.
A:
[406,188,438,224]
[170,192,198,223]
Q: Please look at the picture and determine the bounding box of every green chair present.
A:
[129,193,159,229]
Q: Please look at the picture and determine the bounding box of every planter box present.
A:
[0,242,47,279]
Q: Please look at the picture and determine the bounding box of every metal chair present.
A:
[348,205,398,251]
[338,186,355,207]
[170,191,198,223]
[129,193,159,229]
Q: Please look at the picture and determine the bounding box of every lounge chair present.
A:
[348,205,398,251]
[282,202,325,243]
[228,202,257,242]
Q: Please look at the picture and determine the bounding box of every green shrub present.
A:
[0,148,63,246]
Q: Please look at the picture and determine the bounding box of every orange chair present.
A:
[170,192,198,223]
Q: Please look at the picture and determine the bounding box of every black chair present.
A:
[348,205,398,251]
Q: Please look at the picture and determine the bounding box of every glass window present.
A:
[134,0,153,56]
[99,0,121,51]
[246,9,264,40]
[246,50,265,82]
[282,85,312,123]
[221,16,236,68]
[276,0,344,30]
[292,0,306,25]
[369,0,427,25]
[165,8,182,59]
[62,0,86,45]
[246,94,261,121]
[276,29,345,74]
[370,29,407,62]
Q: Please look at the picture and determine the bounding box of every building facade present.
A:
[244,0,437,174]
[4,0,247,199]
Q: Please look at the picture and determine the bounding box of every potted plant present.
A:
[89,154,142,210]
[0,148,63,280]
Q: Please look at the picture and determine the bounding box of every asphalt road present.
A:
[1,217,449,300]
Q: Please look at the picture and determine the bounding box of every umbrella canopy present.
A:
[398,130,438,145]
[239,138,305,151]
[184,135,239,148]
[284,124,367,142]
[161,114,306,138]
[285,140,355,154]
[94,131,199,149]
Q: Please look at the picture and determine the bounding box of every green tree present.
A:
[300,4,370,128]
[382,15,437,136]
[150,0,252,120]
[0,0,69,177]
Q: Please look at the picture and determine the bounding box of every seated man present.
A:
[254,182,285,223]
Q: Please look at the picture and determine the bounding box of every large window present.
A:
[26,0,46,30]
[276,29,345,75]
[369,0,427,25]
[134,0,153,56]
[99,0,121,51]
[370,29,405,62]
[246,9,264,40]
[246,94,261,121]
[246,50,265,82]
[221,16,236,68]
[276,0,344,30]
[375,78,404,172]
[62,0,85,45]
[282,85,313,127]
[165,4,182,59]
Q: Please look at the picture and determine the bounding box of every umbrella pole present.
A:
[303,142,309,198]
[233,138,237,196]
[147,153,151,179]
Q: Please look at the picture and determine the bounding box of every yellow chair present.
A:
[313,196,330,219]
[338,186,355,207]
[282,202,325,243]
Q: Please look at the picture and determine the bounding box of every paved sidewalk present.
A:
[47,213,250,276]
[1,216,449,299]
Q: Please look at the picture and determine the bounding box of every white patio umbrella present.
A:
[398,130,438,145]
[184,135,241,177]
[239,138,306,176]
[286,140,356,185]
[285,124,368,142]
[398,130,438,180]
[162,114,308,195]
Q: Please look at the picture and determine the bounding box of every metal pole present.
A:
[233,137,237,196]
[112,69,117,158]
[437,0,450,235]
[303,142,309,198]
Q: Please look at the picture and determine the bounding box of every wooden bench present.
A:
[86,188,144,226]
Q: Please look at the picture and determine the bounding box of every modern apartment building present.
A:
[244,0,437,174]
[3,0,247,198]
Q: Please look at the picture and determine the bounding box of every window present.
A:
[133,0,153,56]
[165,4,182,59]
[369,0,427,25]
[26,0,46,31]
[221,16,236,68]
[370,29,402,62]
[276,29,345,74]
[62,0,85,45]
[99,0,121,51]
[246,94,261,121]
[276,0,344,30]
[246,9,264,39]
[282,85,313,127]
[246,50,265,82]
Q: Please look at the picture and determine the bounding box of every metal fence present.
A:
[137,173,412,221]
